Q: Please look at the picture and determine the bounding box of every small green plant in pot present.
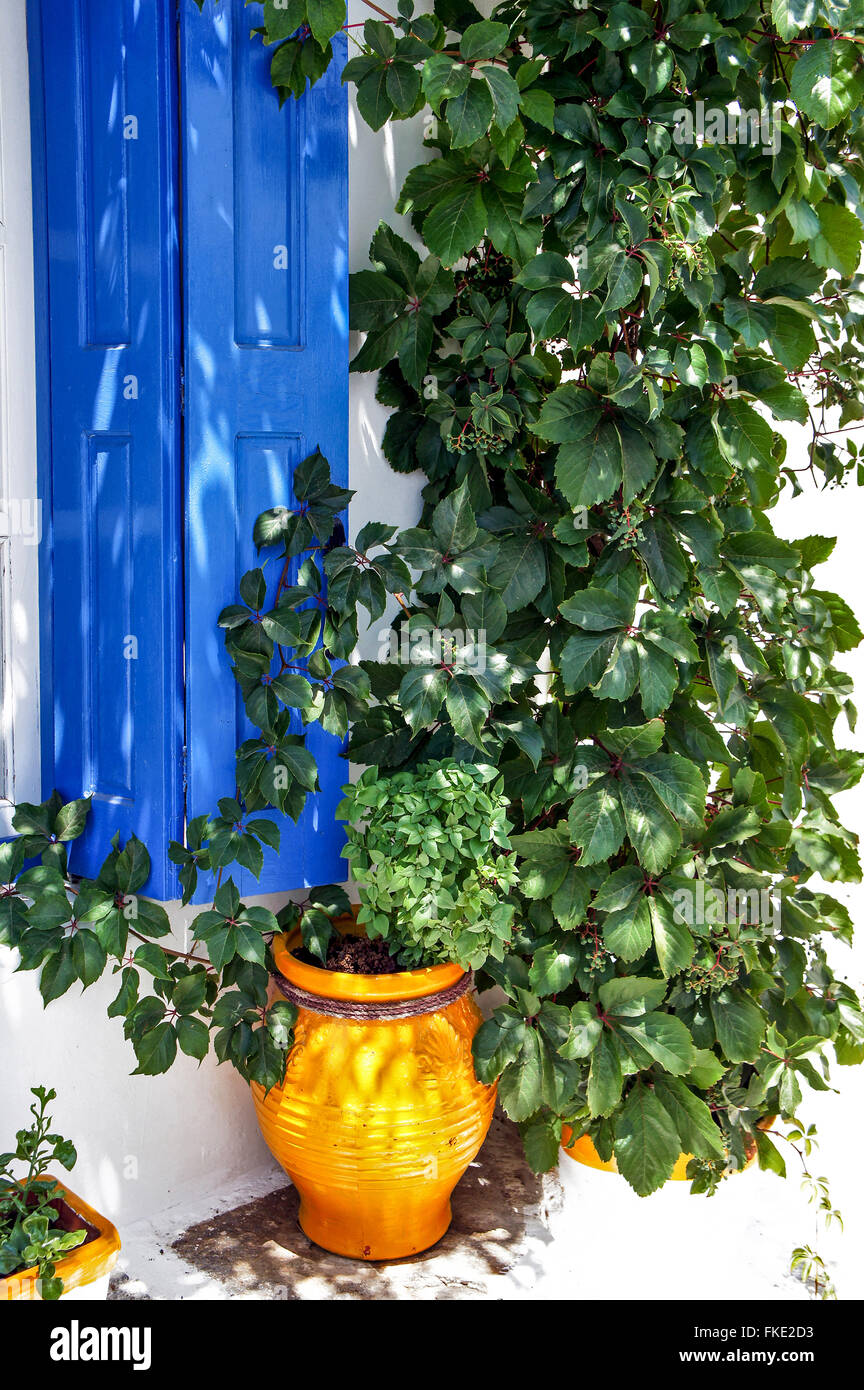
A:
[336,759,519,970]
[1,1086,120,1301]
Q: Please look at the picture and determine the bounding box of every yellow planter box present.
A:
[1,1179,121,1301]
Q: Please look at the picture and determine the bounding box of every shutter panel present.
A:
[181,3,349,897]
[36,0,183,897]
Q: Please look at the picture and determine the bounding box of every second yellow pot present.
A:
[561,1130,708,1180]
[252,923,496,1260]
[561,1117,774,1181]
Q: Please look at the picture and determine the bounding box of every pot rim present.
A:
[0,1176,121,1300]
[272,925,464,1003]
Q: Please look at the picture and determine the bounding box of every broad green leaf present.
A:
[649,894,695,977]
[619,771,682,875]
[591,864,644,913]
[810,201,863,277]
[559,587,632,631]
[723,298,775,349]
[754,1126,787,1176]
[307,0,346,48]
[445,674,489,747]
[687,1047,726,1088]
[459,19,509,61]
[604,250,643,312]
[447,77,494,148]
[638,516,688,597]
[587,1029,623,1116]
[519,87,555,130]
[637,642,678,717]
[39,943,76,1005]
[484,67,521,131]
[484,183,542,263]
[710,987,766,1063]
[568,777,626,864]
[516,252,574,290]
[71,930,107,988]
[635,754,706,827]
[715,397,775,473]
[560,629,618,692]
[423,184,487,265]
[559,1001,604,1058]
[531,383,602,444]
[790,39,864,129]
[620,424,658,503]
[176,1016,210,1061]
[529,941,581,995]
[598,975,666,1017]
[473,1011,530,1083]
[653,1074,724,1158]
[264,0,306,41]
[399,666,447,731]
[592,3,653,49]
[619,1010,695,1075]
[387,60,422,115]
[771,0,817,39]
[603,720,665,759]
[356,67,394,132]
[613,1080,681,1195]
[556,425,623,509]
[497,1027,547,1121]
[519,1114,562,1173]
[603,896,652,959]
[132,1021,177,1076]
[488,535,546,612]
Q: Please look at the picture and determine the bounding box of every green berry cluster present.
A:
[684,945,741,996]
[445,425,508,456]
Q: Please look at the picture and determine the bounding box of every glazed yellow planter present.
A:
[561,1117,774,1181]
[252,923,496,1260]
[561,1129,710,1180]
[1,1179,121,1300]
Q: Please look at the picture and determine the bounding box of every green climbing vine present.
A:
[3,3,864,1268]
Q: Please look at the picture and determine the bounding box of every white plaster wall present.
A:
[0,0,429,1228]
[346,0,428,662]
[1,0,862,1297]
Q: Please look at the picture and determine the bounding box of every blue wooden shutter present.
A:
[35,0,184,897]
[180,2,349,896]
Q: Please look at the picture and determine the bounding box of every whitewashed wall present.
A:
[0,0,429,1226]
[0,0,862,1297]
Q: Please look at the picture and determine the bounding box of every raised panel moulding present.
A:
[231,3,304,348]
[84,431,133,802]
[75,0,131,349]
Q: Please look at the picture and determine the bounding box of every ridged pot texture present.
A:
[252,925,496,1260]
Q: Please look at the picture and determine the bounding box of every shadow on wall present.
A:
[346,63,431,662]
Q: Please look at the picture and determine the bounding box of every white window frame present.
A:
[0,0,42,836]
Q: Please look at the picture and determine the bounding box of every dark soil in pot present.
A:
[294,933,401,975]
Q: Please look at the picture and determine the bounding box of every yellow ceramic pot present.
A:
[252,921,496,1260]
[561,1116,774,1181]
[1,1179,121,1300]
